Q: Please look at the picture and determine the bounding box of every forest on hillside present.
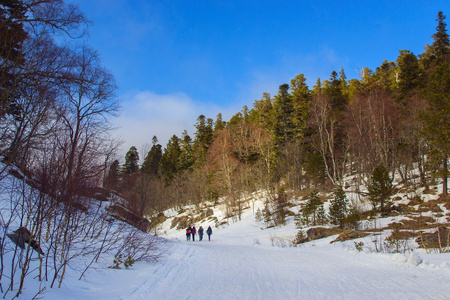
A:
[0,2,448,224]
[108,12,450,221]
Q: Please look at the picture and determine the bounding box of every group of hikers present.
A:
[186,225,212,241]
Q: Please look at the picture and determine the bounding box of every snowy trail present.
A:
[121,239,450,300]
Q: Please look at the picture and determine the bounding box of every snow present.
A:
[2,167,450,300]
[9,201,448,300]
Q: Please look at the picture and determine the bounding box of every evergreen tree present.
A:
[420,63,450,196]
[122,146,139,175]
[179,130,194,170]
[396,50,421,102]
[290,74,311,140]
[273,84,295,148]
[193,115,214,163]
[421,11,450,67]
[274,186,289,226]
[420,11,450,196]
[248,92,274,130]
[373,60,397,92]
[302,190,322,226]
[367,163,393,212]
[325,70,348,112]
[0,0,28,117]
[214,113,226,132]
[141,136,162,175]
[160,135,182,181]
[431,11,450,62]
[104,159,121,189]
[329,187,349,228]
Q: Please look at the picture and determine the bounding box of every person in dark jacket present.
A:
[198,226,204,241]
[186,226,191,241]
[192,226,197,241]
[206,226,212,241]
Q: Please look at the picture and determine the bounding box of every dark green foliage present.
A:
[274,186,289,226]
[420,63,450,196]
[141,136,162,175]
[248,92,274,130]
[104,159,121,189]
[273,83,295,148]
[325,70,348,113]
[373,60,397,93]
[396,50,422,102]
[430,11,450,62]
[160,135,182,181]
[329,187,349,228]
[193,115,214,163]
[290,74,311,140]
[302,190,323,226]
[179,130,195,170]
[0,1,28,116]
[368,163,393,212]
[122,146,140,175]
[421,11,450,67]
[214,113,226,131]
[344,206,361,230]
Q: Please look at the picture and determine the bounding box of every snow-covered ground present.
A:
[21,201,450,300]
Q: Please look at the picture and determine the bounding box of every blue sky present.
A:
[73,0,449,157]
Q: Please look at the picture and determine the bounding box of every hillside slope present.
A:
[38,201,450,300]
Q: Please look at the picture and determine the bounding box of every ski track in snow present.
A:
[119,239,450,300]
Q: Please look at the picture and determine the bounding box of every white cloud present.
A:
[112,90,223,160]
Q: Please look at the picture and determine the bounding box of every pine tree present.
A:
[141,136,162,175]
[431,11,450,61]
[421,63,450,196]
[0,1,28,117]
[303,190,322,226]
[367,163,393,212]
[273,83,295,150]
[179,130,194,170]
[290,74,311,140]
[248,92,274,130]
[274,186,289,226]
[160,135,181,181]
[396,50,422,102]
[122,146,139,175]
[421,11,450,67]
[104,159,121,189]
[329,187,349,228]
[214,113,226,132]
[193,115,214,164]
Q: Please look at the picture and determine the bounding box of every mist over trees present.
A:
[114,11,449,220]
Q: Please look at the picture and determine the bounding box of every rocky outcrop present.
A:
[416,226,450,249]
[106,204,151,233]
[7,227,44,255]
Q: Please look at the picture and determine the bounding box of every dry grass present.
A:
[394,216,437,230]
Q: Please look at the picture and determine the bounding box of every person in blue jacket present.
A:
[206,226,212,241]
[198,226,204,241]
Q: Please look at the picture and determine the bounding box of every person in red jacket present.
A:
[186,226,191,241]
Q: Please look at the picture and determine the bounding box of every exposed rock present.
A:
[206,208,214,217]
[416,226,450,249]
[331,230,368,243]
[7,227,44,255]
[106,204,151,233]
[306,227,326,240]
